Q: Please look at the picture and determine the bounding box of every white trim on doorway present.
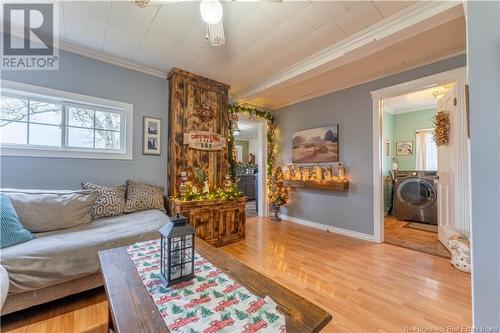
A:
[370,66,468,243]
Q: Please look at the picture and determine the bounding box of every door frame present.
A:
[370,67,468,243]
[237,113,269,218]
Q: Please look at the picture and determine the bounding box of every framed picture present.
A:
[292,125,339,163]
[396,141,413,156]
[143,117,161,155]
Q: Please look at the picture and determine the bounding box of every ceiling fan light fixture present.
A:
[200,0,223,25]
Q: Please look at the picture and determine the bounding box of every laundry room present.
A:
[379,81,466,258]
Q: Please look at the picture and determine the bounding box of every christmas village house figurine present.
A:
[222,173,234,191]
[337,163,348,182]
[282,163,349,192]
[178,171,191,196]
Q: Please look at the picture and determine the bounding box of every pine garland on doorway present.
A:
[227,105,278,185]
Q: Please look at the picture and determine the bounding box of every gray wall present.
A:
[276,55,466,235]
[1,50,169,190]
[468,1,500,326]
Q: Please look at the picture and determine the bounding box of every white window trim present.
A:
[0,80,133,160]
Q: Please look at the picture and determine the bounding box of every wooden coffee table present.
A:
[98,238,332,333]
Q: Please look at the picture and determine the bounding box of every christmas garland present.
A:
[180,188,243,202]
[433,110,450,146]
[227,104,277,185]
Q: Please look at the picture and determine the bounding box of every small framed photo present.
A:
[396,141,413,156]
[143,117,161,155]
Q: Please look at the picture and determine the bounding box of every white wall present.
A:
[467,1,500,327]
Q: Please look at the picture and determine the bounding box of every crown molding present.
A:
[233,1,464,101]
[1,28,169,78]
[58,42,168,79]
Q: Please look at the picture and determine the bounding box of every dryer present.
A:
[393,171,438,225]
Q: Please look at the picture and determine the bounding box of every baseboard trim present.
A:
[279,214,376,242]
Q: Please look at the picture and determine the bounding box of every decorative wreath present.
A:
[433,110,450,146]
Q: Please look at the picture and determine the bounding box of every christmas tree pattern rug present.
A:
[127,240,286,333]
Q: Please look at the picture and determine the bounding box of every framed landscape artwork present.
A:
[396,141,413,156]
[292,125,339,163]
[143,117,161,155]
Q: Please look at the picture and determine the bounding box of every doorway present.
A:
[232,114,268,218]
[371,67,470,258]
[382,86,447,257]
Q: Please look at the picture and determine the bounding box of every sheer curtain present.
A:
[415,129,437,170]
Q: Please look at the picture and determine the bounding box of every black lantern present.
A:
[159,214,195,287]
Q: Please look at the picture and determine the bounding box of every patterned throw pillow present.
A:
[81,182,126,219]
[124,180,166,214]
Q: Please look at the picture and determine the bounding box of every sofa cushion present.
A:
[0,209,169,294]
[0,265,8,311]
[1,189,97,233]
[0,194,34,249]
[124,180,165,213]
[81,182,126,219]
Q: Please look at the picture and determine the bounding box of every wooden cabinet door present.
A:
[188,208,218,243]
[218,204,245,245]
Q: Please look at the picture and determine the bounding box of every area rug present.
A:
[405,222,438,233]
[127,240,286,333]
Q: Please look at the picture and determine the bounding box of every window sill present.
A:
[0,145,132,160]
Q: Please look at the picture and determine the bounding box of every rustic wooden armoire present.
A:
[166,68,245,247]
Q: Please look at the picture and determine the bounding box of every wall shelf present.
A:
[283,180,349,192]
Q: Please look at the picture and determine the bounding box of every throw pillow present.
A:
[0,193,34,248]
[124,180,166,213]
[81,182,126,219]
[2,189,97,233]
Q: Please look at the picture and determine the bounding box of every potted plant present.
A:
[268,166,290,221]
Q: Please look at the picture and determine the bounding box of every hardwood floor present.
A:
[1,217,471,333]
[384,215,451,258]
[1,288,108,333]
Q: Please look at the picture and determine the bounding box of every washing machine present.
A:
[393,171,438,225]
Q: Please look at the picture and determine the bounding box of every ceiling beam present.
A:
[233,1,464,102]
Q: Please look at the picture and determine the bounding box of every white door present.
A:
[436,85,457,244]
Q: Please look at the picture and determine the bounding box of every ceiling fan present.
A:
[132,0,225,47]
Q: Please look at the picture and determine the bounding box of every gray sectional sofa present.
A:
[0,189,169,315]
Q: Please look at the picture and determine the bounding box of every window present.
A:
[0,81,132,159]
[415,129,437,171]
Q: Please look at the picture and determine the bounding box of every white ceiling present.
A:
[383,85,451,114]
[53,1,466,110]
[249,16,465,109]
